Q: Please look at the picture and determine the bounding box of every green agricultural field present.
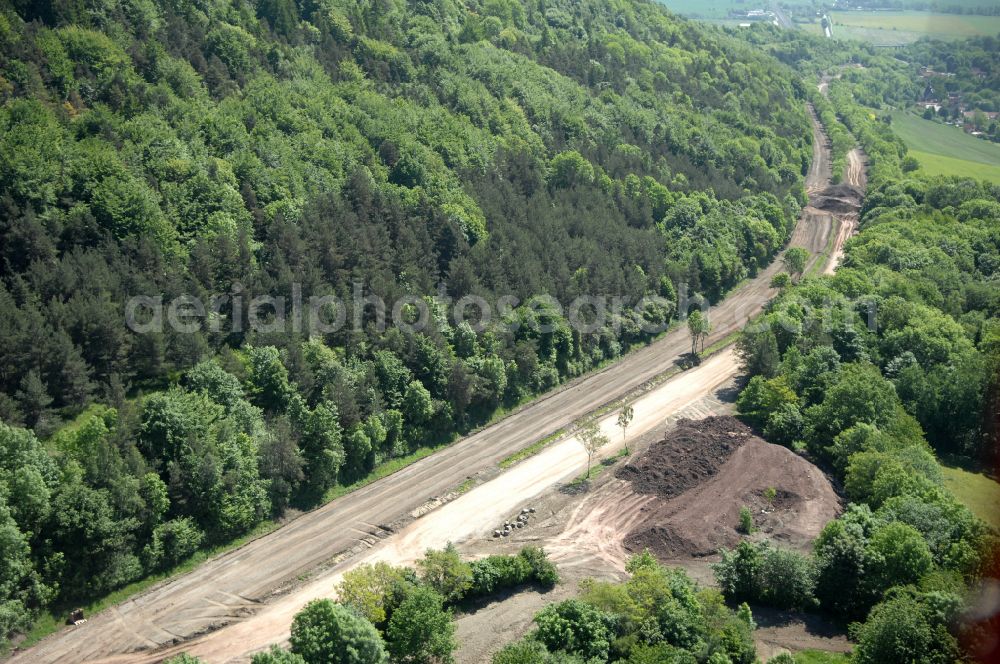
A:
[830,25,928,46]
[829,11,1000,43]
[800,21,826,36]
[941,465,1000,530]
[907,151,1000,184]
[655,0,815,20]
[655,0,748,19]
[890,111,1000,184]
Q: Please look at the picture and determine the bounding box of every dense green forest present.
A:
[488,158,1000,651]
[0,0,818,644]
[476,24,1000,664]
[732,171,1000,661]
[479,61,1000,664]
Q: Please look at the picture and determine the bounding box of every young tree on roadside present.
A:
[577,420,609,478]
[687,310,711,356]
[616,404,634,455]
[782,247,809,282]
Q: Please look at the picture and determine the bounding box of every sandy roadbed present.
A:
[91,351,739,663]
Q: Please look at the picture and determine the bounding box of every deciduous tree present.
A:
[385,586,455,664]
[686,310,710,356]
[782,247,809,281]
[616,404,634,455]
[289,599,388,664]
[576,420,609,478]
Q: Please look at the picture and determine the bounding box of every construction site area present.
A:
[453,394,846,664]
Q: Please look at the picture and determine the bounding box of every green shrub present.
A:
[467,547,558,598]
[519,547,560,589]
[738,506,754,534]
[714,540,817,610]
[468,554,532,597]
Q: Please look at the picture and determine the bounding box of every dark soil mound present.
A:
[625,525,712,558]
[615,416,754,500]
[814,184,863,213]
[822,183,863,198]
[612,417,840,563]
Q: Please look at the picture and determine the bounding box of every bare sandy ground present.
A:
[814,72,867,277]
[88,352,738,663]
[452,385,740,664]
[11,106,861,664]
[824,148,867,275]
[452,392,847,664]
[805,103,833,197]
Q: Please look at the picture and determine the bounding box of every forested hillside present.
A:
[732,180,1000,664]
[726,34,1000,662]
[486,29,1000,664]
[0,0,817,644]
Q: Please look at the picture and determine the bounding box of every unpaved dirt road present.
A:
[805,103,833,196]
[12,107,858,664]
[94,350,741,664]
[825,148,867,274]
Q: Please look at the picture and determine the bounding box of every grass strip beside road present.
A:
[499,429,565,469]
[700,331,741,360]
[323,444,447,502]
[564,448,631,490]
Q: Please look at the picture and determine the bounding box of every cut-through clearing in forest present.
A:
[12,106,864,664]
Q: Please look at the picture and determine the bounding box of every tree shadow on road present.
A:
[454,581,558,616]
[674,353,701,371]
[749,604,849,639]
